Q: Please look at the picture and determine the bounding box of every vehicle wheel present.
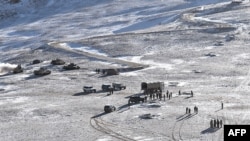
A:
[124,87,126,89]
[94,90,96,93]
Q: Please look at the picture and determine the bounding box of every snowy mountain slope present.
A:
[0,0,233,51]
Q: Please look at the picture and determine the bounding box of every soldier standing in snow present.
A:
[221,102,224,109]
[220,119,223,128]
[213,119,217,128]
[216,119,220,128]
[210,120,213,128]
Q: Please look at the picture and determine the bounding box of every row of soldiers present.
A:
[210,119,223,128]
[146,89,194,102]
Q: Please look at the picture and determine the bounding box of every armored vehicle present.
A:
[13,64,23,74]
[51,58,65,65]
[83,86,96,93]
[104,105,116,113]
[34,67,51,76]
[128,95,145,105]
[63,63,80,70]
[112,83,126,90]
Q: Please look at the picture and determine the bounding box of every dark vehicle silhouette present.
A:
[13,64,23,74]
[63,63,80,70]
[128,96,145,105]
[32,59,42,64]
[102,84,112,92]
[51,58,65,65]
[112,83,126,90]
[104,105,116,113]
[34,67,51,76]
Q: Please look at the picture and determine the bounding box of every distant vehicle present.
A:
[128,95,145,105]
[13,64,23,74]
[112,83,126,90]
[32,59,42,64]
[102,84,112,92]
[34,67,51,76]
[214,41,224,46]
[83,86,96,93]
[141,82,164,94]
[63,63,80,70]
[102,69,119,75]
[104,105,116,113]
[225,34,235,42]
[51,58,65,65]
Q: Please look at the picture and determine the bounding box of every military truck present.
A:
[141,82,164,94]
[112,83,126,90]
[83,86,96,93]
[102,84,112,92]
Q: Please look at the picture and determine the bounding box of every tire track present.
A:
[91,117,170,141]
[90,117,137,141]
[172,116,186,141]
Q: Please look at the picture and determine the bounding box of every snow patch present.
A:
[64,43,108,56]
[0,63,17,75]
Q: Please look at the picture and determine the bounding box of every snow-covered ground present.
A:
[1,0,250,141]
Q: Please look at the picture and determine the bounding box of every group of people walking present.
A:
[186,106,198,114]
[166,90,173,100]
[210,119,223,128]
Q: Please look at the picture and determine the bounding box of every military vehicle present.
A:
[112,83,126,90]
[104,105,116,113]
[128,95,145,105]
[63,63,80,70]
[214,41,224,46]
[32,59,42,64]
[13,64,23,74]
[51,58,65,65]
[83,86,96,93]
[102,69,119,75]
[141,82,164,94]
[34,67,51,76]
[102,84,112,92]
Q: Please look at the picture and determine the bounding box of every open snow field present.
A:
[1,0,250,140]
